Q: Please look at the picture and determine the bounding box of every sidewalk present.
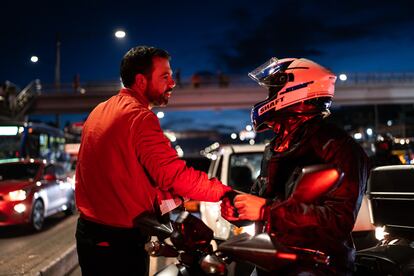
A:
[13,214,174,276]
[0,214,78,276]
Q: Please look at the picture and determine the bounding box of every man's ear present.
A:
[135,74,147,91]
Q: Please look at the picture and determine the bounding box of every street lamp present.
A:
[339,73,347,81]
[30,56,39,63]
[157,111,165,119]
[114,30,126,39]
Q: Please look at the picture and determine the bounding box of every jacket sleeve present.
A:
[131,111,230,202]
[266,136,369,241]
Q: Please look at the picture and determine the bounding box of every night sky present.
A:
[1,0,414,131]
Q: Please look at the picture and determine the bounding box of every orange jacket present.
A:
[75,88,230,227]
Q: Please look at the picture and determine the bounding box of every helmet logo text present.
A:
[258,97,284,115]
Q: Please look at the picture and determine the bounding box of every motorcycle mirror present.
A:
[290,164,343,204]
[134,212,174,241]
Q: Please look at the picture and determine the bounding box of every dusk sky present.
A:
[1,0,414,131]
[2,0,414,86]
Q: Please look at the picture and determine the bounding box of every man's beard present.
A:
[146,88,172,107]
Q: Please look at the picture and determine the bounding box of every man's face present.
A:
[145,57,176,107]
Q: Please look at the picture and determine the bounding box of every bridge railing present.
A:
[38,72,414,95]
[40,81,123,95]
[337,72,414,86]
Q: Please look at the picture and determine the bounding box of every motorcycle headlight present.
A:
[8,189,27,201]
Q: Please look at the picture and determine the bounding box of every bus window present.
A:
[39,134,48,158]
[25,132,41,158]
[0,123,66,164]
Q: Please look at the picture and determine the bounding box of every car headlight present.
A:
[8,189,27,201]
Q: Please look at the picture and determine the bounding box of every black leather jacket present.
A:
[252,117,370,273]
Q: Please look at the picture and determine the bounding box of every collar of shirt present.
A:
[119,88,150,108]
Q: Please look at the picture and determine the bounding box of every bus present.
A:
[0,122,68,164]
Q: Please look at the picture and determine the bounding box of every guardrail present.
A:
[37,72,414,95]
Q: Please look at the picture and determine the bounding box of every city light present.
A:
[239,130,256,141]
[366,128,373,136]
[353,133,362,140]
[245,125,253,131]
[175,145,184,157]
[387,120,393,126]
[114,30,126,39]
[30,56,39,63]
[230,133,237,139]
[164,131,176,142]
[157,111,165,119]
[339,74,347,81]
[0,126,18,135]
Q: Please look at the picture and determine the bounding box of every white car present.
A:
[200,144,265,239]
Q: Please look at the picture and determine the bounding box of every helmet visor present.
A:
[248,57,283,87]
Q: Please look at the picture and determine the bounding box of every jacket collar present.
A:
[118,88,150,108]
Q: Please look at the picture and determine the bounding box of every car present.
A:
[200,144,265,239]
[355,165,414,275]
[0,159,75,231]
[199,144,375,247]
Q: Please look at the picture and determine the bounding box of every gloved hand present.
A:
[234,194,266,221]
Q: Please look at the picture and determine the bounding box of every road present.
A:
[68,256,176,276]
[67,239,176,276]
[0,209,176,276]
[0,213,77,275]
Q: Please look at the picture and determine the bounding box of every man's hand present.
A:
[234,194,266,221]
[220,197,240,221]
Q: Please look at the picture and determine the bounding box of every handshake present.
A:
[220,190,267,225]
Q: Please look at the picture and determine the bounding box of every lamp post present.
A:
[55,33,61,92]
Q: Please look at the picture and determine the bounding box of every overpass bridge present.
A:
[3,73,414,117]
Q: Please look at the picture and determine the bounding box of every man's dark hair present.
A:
[120,46,170,88]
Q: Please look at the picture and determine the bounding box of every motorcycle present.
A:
[354,165,414,276]
[135,164,343,275]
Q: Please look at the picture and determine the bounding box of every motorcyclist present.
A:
[221,57,370,275]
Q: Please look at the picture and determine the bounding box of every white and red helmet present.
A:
[249,57,337,132]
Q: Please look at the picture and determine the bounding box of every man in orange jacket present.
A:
[75,46,231,276]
